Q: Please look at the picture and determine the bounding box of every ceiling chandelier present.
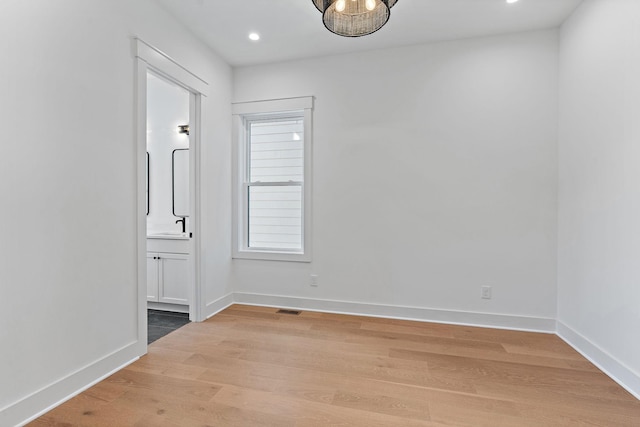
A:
[312,0,399,37]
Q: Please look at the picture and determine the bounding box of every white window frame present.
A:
[232,96,313,262]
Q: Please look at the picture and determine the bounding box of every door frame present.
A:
[134,38,208,351]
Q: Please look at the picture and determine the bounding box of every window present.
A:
[232,97,313,262]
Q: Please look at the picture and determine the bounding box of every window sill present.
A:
[232,250,311,263]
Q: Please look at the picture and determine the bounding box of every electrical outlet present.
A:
[310,274,318,287]
[481,286,492,300]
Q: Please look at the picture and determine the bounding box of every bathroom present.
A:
[145,71,192,341]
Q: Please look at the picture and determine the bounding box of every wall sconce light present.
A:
[178,124,190,136]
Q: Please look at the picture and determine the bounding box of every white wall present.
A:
[232,30,559,328]
[0,1,232,425]
[558,0,640,398]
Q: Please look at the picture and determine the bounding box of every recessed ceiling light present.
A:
[506,0,519,4]
[249,33,260,41]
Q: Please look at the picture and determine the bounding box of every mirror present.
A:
[172,149,189,218]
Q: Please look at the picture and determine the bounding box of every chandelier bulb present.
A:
[336,0,346,12]
[365,0,376,11]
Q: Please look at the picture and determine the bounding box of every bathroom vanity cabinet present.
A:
[146,252,189,304]
[146,236,190,306]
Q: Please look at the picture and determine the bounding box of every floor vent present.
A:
[277,309,301,316]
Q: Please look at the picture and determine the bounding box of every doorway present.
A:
[146,71,191,339]
[146,70,190,307]
[135,38,208,350]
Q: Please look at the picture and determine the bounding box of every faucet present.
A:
[175,218,186,233]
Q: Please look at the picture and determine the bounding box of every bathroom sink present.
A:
[147,231,189,239]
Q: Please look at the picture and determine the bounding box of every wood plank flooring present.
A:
[30,305,640,426]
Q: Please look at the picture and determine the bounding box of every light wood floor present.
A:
[30,304,640,426]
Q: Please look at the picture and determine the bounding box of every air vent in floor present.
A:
[277,309,301,315]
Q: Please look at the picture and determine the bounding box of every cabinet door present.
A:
[146,253,159,302]
[158,253,189,305]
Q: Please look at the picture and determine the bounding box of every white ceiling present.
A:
[155,0,583,67]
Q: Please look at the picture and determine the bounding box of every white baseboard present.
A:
[557,320,640,400]
[1,342,142,427]
[205,292,235,320]
[147,301,188,313]
[233,292,557,333]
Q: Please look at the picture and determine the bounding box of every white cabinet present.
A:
[146,253,160,301]
[147,252,189,305]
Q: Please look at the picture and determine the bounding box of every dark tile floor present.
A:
[147,309,190,344]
